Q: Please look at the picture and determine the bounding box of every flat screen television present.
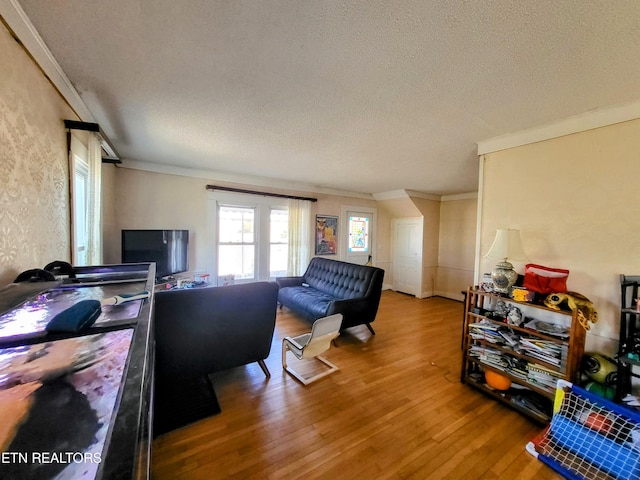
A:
[121,229,189,280]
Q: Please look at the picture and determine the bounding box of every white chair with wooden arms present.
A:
[282,313,343,385]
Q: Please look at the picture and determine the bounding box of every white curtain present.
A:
[86,133,102,265]
[287,198,311,275]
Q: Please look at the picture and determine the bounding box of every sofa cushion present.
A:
[277,285,334,319]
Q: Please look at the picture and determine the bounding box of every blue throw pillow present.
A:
[45,300,102,333]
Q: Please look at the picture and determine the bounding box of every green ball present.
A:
[585,381,616,400]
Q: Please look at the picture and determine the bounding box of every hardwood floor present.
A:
[152,291,562,479]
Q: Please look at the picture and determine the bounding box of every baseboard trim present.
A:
[434,290,466,302]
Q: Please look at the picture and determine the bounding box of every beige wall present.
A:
[109,168,211,270]
[0,22,77,285]
[411,196,441,297]
[375,206,392,281]
[479,118,640,353]
[375,194,477,299]
[437,196,477,300]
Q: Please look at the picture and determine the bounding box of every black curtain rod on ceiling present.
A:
[206,185,317,202]
[64,119,121,164]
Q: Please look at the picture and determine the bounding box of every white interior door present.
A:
[392,217,423,297]
[342,208,375,265]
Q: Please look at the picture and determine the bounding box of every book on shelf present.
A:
[499,331,519,346]
[470,331,502,344]
[469,321,501,330]
[523,350,562,366]
[528,362,563,377]
[526,362,563,392]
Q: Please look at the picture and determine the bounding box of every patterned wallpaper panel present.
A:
[0,23,77,285]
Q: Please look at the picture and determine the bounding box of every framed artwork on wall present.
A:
[315,215,338,255]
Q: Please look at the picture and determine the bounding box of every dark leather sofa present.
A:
[276,257,384,334]
[154,281,279,382]
[153,281,278,434]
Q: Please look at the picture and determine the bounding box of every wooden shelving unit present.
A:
[460,287,586,423]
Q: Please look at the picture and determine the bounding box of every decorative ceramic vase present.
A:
[491,260,517,294]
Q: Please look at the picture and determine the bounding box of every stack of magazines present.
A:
[468,321,503,344]
[468,344,508,370]
[468,344,529,381]
[519,338,566,368]
[527,363,563,392]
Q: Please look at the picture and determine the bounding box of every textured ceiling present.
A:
[15,0,640,195]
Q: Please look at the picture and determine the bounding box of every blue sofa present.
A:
[276,257,384,334]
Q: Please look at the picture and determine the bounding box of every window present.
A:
[70,134,90,265]
[270,208,288,278]
[348,215,369,253]
[70,132,102,266]
[218,205,256,280]
[211,193,289,283]
[72,154,89,265]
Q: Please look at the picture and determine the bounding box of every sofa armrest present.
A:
[275,276,304,288]
[327,297,372,321]
[329,296,368,310]
[327,265,383,329]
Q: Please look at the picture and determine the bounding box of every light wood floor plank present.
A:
[152,291,562,479]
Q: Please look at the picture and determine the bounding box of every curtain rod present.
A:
[206,185,317,202]
[64,120,121,164]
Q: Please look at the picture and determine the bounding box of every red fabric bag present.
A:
[523,264,569,294]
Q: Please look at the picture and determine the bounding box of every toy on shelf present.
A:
[544,291,598,331]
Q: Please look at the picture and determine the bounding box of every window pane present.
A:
[270,244,288,278]
[74,174,87,243]
[218,245,255,279]
[219,206,254,243]
[73,162,88,266]
[348,216,369,252]
[218,205,256,280]
[270,209,288,278]
[270,209,288,243]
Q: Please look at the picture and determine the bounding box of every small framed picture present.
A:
[315,215,338,255]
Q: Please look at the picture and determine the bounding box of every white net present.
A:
[529,381,640,480]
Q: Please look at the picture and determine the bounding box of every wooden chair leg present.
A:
[282,339,339,386]
[282,340,288,369]
[257,359,271,378]
[285,355,339,386]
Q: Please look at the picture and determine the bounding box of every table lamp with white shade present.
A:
[484,228,528,294]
